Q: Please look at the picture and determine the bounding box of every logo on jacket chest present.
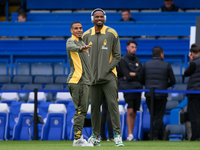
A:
[102,39,108,50]
[129,63,139,67]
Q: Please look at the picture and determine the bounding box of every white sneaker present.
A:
[88,133,100,146]
[114,133,124,147]
[127,134,134,141]
[73,138,94,147]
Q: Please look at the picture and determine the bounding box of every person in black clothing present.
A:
[187,101,199,140]
[184,44,200,141]
[139,46,176,140]
[161,0,181,12]
[100,94,114,141]
[120,9,135,21]
[118,40,142,141]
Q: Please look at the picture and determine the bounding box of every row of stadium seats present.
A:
[0,75,68,84]
[0,74,188,102]
[0,75,188,85]
[0,99,185,141]
[0,39,190,77]
[11,12,200,23]
[0,39,189,58]
[0,62,66,76]
[26,0,200,10]
[0,84,69,102]
[0,21,193,37]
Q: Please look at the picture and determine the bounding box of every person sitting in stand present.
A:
[120,9,135,21]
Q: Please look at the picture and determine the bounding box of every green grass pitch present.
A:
[1,141,200,150]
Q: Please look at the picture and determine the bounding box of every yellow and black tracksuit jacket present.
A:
[82,25,121,85]
[66,35,92,85]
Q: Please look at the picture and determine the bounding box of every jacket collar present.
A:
[71,35,80,41]
[194,55,200,61]
[91,25,108,35]
[152,57,163,61]
[125,52,136,60]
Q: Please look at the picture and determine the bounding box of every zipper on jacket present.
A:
[95,32,100,84]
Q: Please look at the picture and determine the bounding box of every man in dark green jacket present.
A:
[82,8,124,147]
[66,21,93,147]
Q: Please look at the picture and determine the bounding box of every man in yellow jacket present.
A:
[66,21,93,147]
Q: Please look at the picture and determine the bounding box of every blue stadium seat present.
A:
[13,75,32,84]
[0,75,11,84]
[17,63,30,75]
[169,93,185,102]
[166,124,186,141]
[166,101,179,111]
[163,101,179,126]
[41,104,66,140]
[174,84,187,91]
[183,77,189,84]
[55,92,72,107]
[171,63,182,75]
[53,62,64,75]
[1,92,20,107]
[1,84,21,105]
[20,84,43,101]
[23,84,43,90]
[44,84,64,102]
[65,101,75,140]
[1,84,21,90]
[31,63,53,75]
[169,84,187,102]
[0,63,8,75]
[9,102,22,140]
[141,100,150,133]
[175,75,183,84]
[33,75,54,84]
[27,92,47,105]
[0,103,10,140]
[12,104,34,140]
[54,75,67,84]
[118,92,126,106]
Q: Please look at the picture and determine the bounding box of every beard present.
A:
[96,23,103,27]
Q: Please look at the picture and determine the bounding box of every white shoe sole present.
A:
[73,144,94,147]
[115,144,124,147]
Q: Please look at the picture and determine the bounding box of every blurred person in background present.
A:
[139,46,175,140]
[17,10,27,22]
[120,9,135,21]
[117,40,142,141]
[184,44,200,141]
[160,0,181,12]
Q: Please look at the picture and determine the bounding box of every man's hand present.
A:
[80,45,91,53]
[130,72,136,76]
[188,53,193,61]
